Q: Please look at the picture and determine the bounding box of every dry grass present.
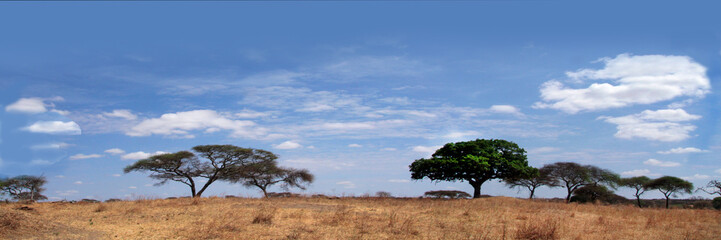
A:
[0,196,719,239]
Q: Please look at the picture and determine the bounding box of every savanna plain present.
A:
[2,196,720,240]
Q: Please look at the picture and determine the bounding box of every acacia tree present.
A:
[644,176,693,209]
[586,165,620,189]
[225,158,314,198]
[620,176,651,208]
[409,139,535,198]
[542,162,590,203]
[697,180,721,197]
[0,175,48,201]
[504,167,557,199]
[124,145,276,198]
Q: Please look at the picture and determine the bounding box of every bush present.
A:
[375,191,392,198]
[712,197,721,210]
[570,185,628,204]
[423,190,471,199]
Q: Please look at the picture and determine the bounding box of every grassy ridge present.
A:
[2,197,720,239]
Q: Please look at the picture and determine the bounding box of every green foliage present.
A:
[225,158,314,198]
[423,190,471,199]
[644,176,694,209]
[542,162,620,203]
[409,139,534,198]
[620,176,651,207]
[0,175,47,201]
[504,167,557,199]
[712,197,721,210]
[570,185,628,204]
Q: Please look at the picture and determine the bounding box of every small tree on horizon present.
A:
[542,162,590,203]
[620,176,651,208]
[644,176,694,209]
[225,158,314,198]
[504,167,557,199]
[409,139,535,198]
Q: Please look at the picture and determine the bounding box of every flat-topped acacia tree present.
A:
[409,139,535,198]
[645,176,694,209]
[124,145,277,198]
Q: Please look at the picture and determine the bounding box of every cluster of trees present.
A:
[124,145,314,198]
[409,139,714,209]
[0,175,47,201]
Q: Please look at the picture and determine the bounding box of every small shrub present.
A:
[423,190,471,199]
[712,197,721,210]
[252,207,276,225]
[375,191,392,198]
[515,218,559,240]
[93,204,107,213]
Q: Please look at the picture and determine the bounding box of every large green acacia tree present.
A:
[409,139,535,198]
[124,145,277,197]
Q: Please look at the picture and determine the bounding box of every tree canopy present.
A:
[0,175,47,201]
[124,145,277,197]
[620,176,651,208]
[224,158,314,198]
[644,176,693,209]
[504,167,557,199]
[409,139,535,198]
[697,180,721,197]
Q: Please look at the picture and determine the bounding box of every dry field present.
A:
[1,196,720,240]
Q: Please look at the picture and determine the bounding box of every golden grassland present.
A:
[1,196,720,240]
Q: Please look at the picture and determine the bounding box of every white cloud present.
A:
[657,147,709,154]
[348,144,362,148]
[443,131,480,139]
[284,158,355,171]
[643,159,681,167]
[381,148,397,151]
[412,145,442,157]
[128,186,137,189]
[103,109,137,120]
[23,121,82,135]
[30,159,54,165]
[112,174,122,177]
[5,98,48,114]
[74,181,83,185]
[534,54,710,113]
[528,147,561,154]
[104,148,126,155]
[121,151,168,161]
[716,169,721,174]
[682,174,710,180]
[274,141,302,149]
[621,169,660,177]
[600,109,700,142]
[388,179,410,183]
[235,109,273,118]
[31,142,73,150]
[336,181,356,189]
[69,154,103,160]
[489,105,523,116]
[127,110,267,139]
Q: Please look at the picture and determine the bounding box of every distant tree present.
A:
[0,175,47,201]
[225,158,314,198]
[697,180,721,197]
[620,176,651,208]
[570,185,628,204]
[504,167,557,199]
[375,191,392,198]
[542,162,590,203]
[423,190,472,199]
[124,145,276,197]
[713,197,721,210]
[409,139,535,198]
[644,176,694,209]
[585,165,621,189]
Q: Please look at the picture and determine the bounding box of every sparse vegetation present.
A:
[1,196,719,239]
[423,190,471,199]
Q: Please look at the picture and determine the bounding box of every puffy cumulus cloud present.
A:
[621,169,659,177]
[657,147,709,154]
[103,109,137,120]
[121,151,168,161]
[69,154,103,160]
[336,181,356,189]
[643,159,681,167]
[104,148,126,155]
[126,110,268,139]
[273,141,302,149]
[534,54,710,114]
[5,97,65,114]
[23,121,81,135]
[600,109,700,142]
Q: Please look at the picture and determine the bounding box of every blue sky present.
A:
[1,1,720,201]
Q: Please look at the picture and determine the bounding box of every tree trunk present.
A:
[529,188,535,199]
[190,185,197,198]
[472,184,481,198]
[196,178,217,198]
[261,187,268,198]
[565,188,572,203]
[636,196,642,208]
[665,196,669,209]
